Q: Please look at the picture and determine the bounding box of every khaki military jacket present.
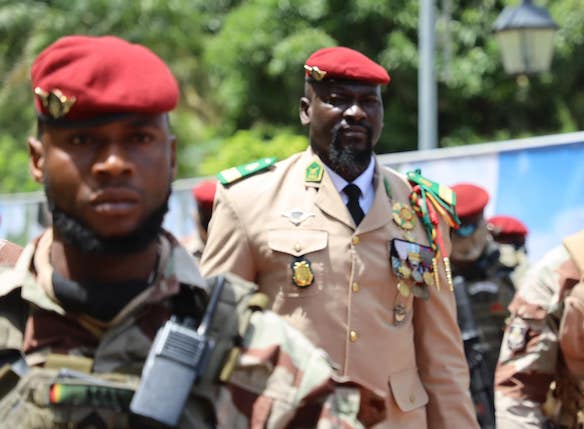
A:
[0,228,385,428]
[201,149,478,429]
[495,229,584,428]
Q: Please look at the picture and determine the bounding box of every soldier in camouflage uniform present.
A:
[450,183,526,427]
[0,35,385,428]
[495,229,584,428]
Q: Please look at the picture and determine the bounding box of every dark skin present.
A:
[28,114,176,286]
[299,80,384,182]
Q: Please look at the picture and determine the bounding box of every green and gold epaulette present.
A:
[216,157,277,186]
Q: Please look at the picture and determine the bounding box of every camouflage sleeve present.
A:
[494,245,568,428]
[216,311,385,428]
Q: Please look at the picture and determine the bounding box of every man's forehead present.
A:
[312,81,381,95]
[44,113,168,132]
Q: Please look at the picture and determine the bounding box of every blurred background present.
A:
[0,0,582,258]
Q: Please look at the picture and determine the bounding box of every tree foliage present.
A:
[0,0,581,193]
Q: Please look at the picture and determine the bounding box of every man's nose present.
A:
[343,102,367,121]
[92,142,134,178]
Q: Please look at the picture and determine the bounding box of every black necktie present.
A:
[344,184,365,225]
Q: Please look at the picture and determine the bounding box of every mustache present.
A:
[331,121,373,141]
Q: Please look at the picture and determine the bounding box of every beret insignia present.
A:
[304,65,327,81]
[34,87,76,119]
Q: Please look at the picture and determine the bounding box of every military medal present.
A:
[291,256,314,288]
[392,202,416,230]
[390,239,435,301]
[393,304,407,325]
[397,281,411,298]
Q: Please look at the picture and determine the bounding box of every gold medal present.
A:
[397,281,411,298]
[393,304,407,325]
[392,202,417,230]
[398,265,412,279]
[291,257,314,288]
[422,271,434,287]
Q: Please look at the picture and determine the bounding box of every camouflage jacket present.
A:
[453,240,523,372]
[0,229,385,428]
[494,229,584,429]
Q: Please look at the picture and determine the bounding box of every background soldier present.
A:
[495,229,584,429]
[201,46,478,428]
[0,35,385,428]
[181,179,217,262]
[450,183,526,427]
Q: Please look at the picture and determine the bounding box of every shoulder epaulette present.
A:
[216,157,277,186]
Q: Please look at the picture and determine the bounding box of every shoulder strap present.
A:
[216,157,277,186]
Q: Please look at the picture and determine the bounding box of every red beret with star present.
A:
[192,180,217,209]
[452,183,490,218]
[31,35,179,123]
[487,215,528,237]
[304,46,390,85]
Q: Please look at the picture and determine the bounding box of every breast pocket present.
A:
[267,229,328,297]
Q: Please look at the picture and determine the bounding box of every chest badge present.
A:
[291,257,314,288]
[282,208,315,226]
[392,202,417,230]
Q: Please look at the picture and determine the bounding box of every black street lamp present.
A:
[493,0,558,75]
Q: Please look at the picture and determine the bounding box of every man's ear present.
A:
[28,137,44,183]
[299,97,311,126]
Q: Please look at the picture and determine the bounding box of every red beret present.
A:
[192,180,217,209]
[304,46,390,85]
[487,215,528,237]
[452,183,490,218]
[31,35,179,123]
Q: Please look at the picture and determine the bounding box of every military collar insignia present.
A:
[282,208,315,226]
[305,159,324,183]
[35,87,76,119]
[217,157,277,185]
[304,65,327,81]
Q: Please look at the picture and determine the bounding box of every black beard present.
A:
[46,185,170,255]
[324,123,373,180]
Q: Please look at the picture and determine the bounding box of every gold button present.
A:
[350,330,358,342]
[352,282,360,292]
[409,393,416,403]
[352,236,360,245]
[294,243,302,252]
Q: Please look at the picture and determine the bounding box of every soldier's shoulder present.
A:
[216,157,279,188]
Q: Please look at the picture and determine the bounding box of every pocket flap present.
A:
[388,368,429,412]
[268,229,328,257]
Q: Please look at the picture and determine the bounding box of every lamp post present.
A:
[418,0,437,150]
[493,0,558,76]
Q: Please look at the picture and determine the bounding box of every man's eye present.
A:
[130,133,154,144]
[327,96,350,106]
[69,135,92,145]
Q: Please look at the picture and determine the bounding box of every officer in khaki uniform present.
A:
[495,229,584,428]
[0,36,386,428]
[201,46,478,428]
